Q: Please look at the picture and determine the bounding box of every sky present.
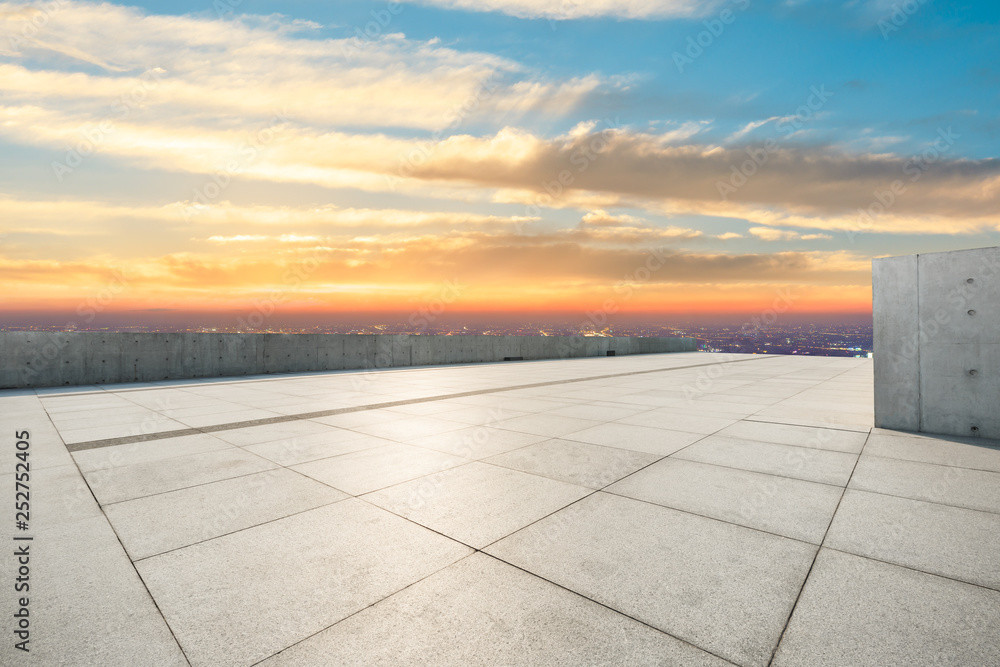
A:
[0,0,998,327]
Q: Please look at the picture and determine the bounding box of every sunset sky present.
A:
[1,0,998,326]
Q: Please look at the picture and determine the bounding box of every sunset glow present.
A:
[1,1,998,327]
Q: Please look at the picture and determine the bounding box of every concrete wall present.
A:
[0,333,697,389]
[873,246,1000,439]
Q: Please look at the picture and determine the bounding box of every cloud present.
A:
[715,232,743,240]
[749,227,831,242]
[0,245,869,297]
[0,2,604,131]
[4,97,998,238]
[0,190,870,313]
[1,1,996,252]
[207,235,269,243]
[725,117,782,143]
[397,0,724,20]
[574,209,702,243]
[580,209,644,227]
[0,195,862,295]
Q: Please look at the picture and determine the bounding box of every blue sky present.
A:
[0,0,998,318]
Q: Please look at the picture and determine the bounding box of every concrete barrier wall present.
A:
[0,333,697,389]
[873,246,1000,439]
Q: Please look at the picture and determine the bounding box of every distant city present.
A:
[1,317,873,358]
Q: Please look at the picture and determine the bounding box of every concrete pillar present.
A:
[873,246,1000,439]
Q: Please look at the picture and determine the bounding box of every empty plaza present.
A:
[2,351,999,666]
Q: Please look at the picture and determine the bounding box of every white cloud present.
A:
[1,2,997,240]
[749,227,832,242]
[725,117,781,143]
[580,209,644,226]
[749,227,799,241]
[0,195,538,232]
[398,0,723,20]
[0,1,603,131]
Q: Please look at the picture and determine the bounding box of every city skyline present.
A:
[0,312,875,358]
[1,1,998,323]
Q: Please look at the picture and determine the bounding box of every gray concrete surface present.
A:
[0,332,696,389]
[873,246,1000,439]
[772,549,1000,667]
[3,352,999,666]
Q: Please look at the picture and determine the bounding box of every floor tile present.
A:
[545,402,650,422]
[673,435,857,486]
[211,420,339,446]
[106,468,348,560]
[435,404,530,426]
[84,447,277,505]
[363,461,591,548]
[259,553,730,667]
[136,500,471,667]
[744,412,873,432]
[565,422,703,455]
[618,409,738,434]
[864,431,1000,472]
[491,413,603,438]
[0,464,101,532]
[486,492,816,667]
[407,426,548,459]
[8,515,189,666]
[825,489,1000,590]
[351,415,469,441]
[485,438,660,489]
[608,458,842,543]
[292,443,468,495]
[72,433,232,472]
[59,419,189,444]
[175,409,283,428]
[850,455,1000,514]
[772,549,1000,667]
[244,431,390,466]
[714,420,868,453]
[310,408,410,429]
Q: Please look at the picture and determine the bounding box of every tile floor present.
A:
[1,351,999,666]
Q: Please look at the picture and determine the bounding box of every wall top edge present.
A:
[873,245,999,263]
